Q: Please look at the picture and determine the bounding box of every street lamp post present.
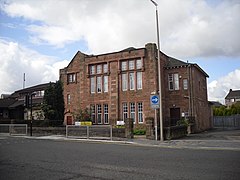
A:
[150,0,164,141]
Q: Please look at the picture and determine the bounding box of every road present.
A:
[0,136,239,180]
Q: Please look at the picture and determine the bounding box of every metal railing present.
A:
[0,124,28,136]
[66,125,113,140]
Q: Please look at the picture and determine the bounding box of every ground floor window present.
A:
[90,103,109,124]
[97,104,102,124]
[123,103,128,120]
[104,104,109,124]
[138,102,143,123]
[121,102,143,123]
[130,102,135,123]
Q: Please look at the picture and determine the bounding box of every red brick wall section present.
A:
[60,43,211,132]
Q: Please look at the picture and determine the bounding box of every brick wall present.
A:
[60,43,212,132]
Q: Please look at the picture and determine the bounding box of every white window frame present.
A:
[168,74,174,90]
[90,77,95,94]
[104,104,109,124]
[137,72,142,90]
[129,72,135,90]
[68,73,76,83]
[103,64,108,73]
[121,61,127,71]
[97,76,102,93]
[90,105,96,124]
[97,64,102,74]
[130,102,135,123]
[122,73,128,91]
[97,104,102,124]
[103,76,108,92]
[138,102,143,123]
[183,79,188,90]
[136,59,142,69]
[90,65,95,75]
[129,60,135,70]
[123,103,128,121]
[174,73,179,90]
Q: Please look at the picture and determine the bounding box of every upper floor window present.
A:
[103,64,108,73]
[137,72,142,90]
[67,73,76,83]
[136,59,142,69]
[120,59,143,91]
[97,65,102,74]
[168,73,179,91]
[122,73,128,91]
[89,63,109,94]
[183,79,188,90]
[67,94,71,105]
[90,66,95,75]
[121,61,127,71]
[129,60,135,70]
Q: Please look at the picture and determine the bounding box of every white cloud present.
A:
[1,0,239,57]
[208,68,240,104]
[0,39,69,94]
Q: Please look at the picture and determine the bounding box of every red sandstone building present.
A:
[60,43,212,132]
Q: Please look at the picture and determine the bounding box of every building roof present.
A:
[13,82,54,95]
[164,55,209,77]
[225,89,240,99]
[209,101,223,107]
[0,98,16,108]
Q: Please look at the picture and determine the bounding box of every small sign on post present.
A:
[150,95,160,109]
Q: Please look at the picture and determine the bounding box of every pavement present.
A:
[2,128,240,151]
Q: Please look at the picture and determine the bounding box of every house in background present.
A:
[225,89,240,107]
[60,43,212,133]
[0,82,53,122]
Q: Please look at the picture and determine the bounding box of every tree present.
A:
[42,81,64,121]
[213,102,240,116]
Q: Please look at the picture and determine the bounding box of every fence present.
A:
[213,115,240,128]
[0,124,28,136]
[66,125,113,140]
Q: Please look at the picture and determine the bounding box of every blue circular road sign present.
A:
[151,95,159,104]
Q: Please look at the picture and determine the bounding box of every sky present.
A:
[0,0,239,104]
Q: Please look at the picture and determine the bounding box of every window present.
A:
[183,79,188,90]
[97,76,102,93]
[168,74,174,90]
[122,73,128,91]
[121,61,127,71]
[97,65,102,74]
[130,103,135,123]
[104,104,109,124]
[104,76,108,92]
[90,77,95,93]
[103,64,108,73]
[90,65,95,75]
[129,60,134,70]
[136,59,142,69]
[123,103,128,120]
[97,104,102,124]
[168,73,179,90]
[89,64,109,94]
[129,72,135,90]
[90,105,96,124]
[138,102,143,123]
[67,94,70,105]
[137,72,142,90]
[174,74,179,90]
[67,73,76,83]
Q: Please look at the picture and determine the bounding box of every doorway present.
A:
[170,108,180,126]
